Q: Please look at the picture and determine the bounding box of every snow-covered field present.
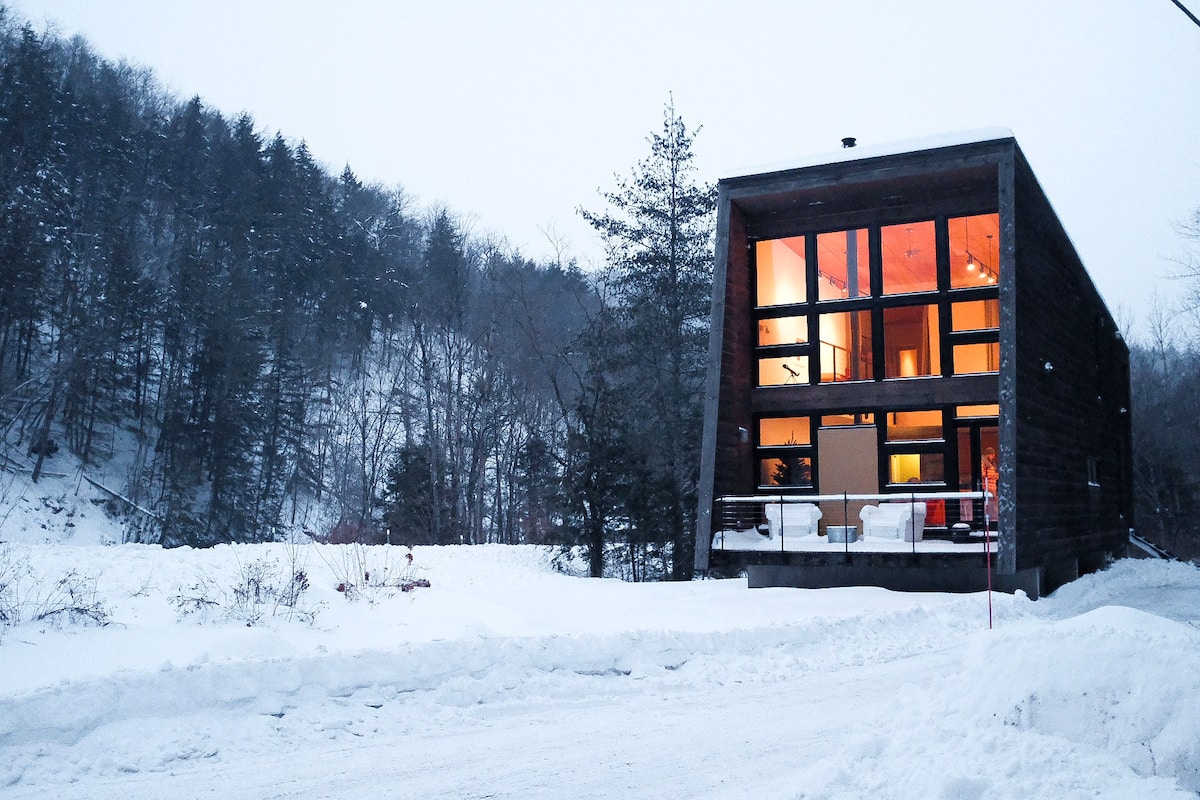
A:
[1,474,1199,798]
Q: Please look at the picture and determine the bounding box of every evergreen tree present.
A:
[580,98,716,580]
[382,442,450,546]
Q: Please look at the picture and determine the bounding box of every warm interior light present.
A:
[899,348,918,378]
[890,453,922,484]
[966,254,976,271]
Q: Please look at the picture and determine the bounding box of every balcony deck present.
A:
[712,528,997,555]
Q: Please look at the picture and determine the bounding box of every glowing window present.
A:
[951,299,1000,331]
[759,417,811,447]
[956,404,999,418]
[758,316,808,347]
[889,452,945,485]
[881,221,937,295]
[953,342,1000,374]
[759,456,813,488]
[949,213,1000,289]
[758,356,809,387]
[883,305,941,378]
[820,412,874,426]
[756,238,807,307]
[886,410,943,442]
[818,311,873,382]
[816,229,871,300]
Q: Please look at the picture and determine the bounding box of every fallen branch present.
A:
[0,452,66,478]
[81,474,164,522]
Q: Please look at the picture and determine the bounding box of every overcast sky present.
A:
[12,0,1200,327]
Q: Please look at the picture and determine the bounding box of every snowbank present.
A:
[0,541,1196,799]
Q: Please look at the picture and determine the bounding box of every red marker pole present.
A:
[984,479,993,630]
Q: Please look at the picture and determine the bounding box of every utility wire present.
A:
[1171,0,1200,30]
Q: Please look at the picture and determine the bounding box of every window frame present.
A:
[750,211,1001,389]
[754,414,817,491]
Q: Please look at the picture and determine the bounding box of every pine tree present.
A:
[580,98,716,580]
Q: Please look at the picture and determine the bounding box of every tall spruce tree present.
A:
[581,98,716,580]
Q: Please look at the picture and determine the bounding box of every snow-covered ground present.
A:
[1,471,1198,798]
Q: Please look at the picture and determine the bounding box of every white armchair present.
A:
[859,502,926,542]
[763,502,822,538]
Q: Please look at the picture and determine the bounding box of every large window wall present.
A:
[756,404,1000,529]
[750,211,1002,524]
[754,212,1001,389]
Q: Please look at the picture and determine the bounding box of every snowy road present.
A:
[1,544,1198,799]
[4,643,959,799]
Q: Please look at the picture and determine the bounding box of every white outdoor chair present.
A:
[859,502,926,542]
[763,502,822,539]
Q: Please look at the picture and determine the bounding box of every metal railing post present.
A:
[910,491,917,555]
[843,492,850,556]
[779,497,785,553]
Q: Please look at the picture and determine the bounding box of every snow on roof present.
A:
[721,127,1016,182]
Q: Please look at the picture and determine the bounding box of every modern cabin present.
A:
[694,131,1132,598]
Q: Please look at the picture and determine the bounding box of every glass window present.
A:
[881,221,937,295]
[883,305,940,378]
[759,417,811,447]
[889,452,945,485]
[957,404,999,418]
[818,310,873,382]
[949,213,1000,289]
[758,316,808,347]
[951,299,1000,331]
[820,412,874,426]
[759,456,813,488]
[816,229,871,300]
[756,238,807,307]
[953,342,999,374]
[957,428,973,490]
[758,356,809,387]
[886,410,943,442]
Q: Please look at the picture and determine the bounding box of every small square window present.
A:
[886,410,943,442]
[883,305,940,378]
[951,299,1000,332]
[881,221,937,295]
[818,311,873,382]
[758,356,809,387]
[889,452,945,485]
[953,342,999,375]
[759,316,808,346]
[949,214,1000,289]
[759,417,811,447]
[760,456,813,488]
[756,238,807,307]
[816,229,871,299]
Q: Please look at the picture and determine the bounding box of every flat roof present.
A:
[721,128,1016,182]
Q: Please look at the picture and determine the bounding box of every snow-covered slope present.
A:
[0,540,1197,799]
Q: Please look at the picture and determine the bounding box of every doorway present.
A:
[956,422,999,526]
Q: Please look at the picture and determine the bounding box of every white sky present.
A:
[12,0,1200,327]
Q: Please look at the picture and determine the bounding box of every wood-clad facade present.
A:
[694,134,1132,597]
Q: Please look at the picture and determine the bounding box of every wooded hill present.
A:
[0,8,716,580]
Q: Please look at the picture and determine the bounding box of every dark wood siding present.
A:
[694,192,755,571]
[712,203,756,501]
[1010,149,1131,589]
